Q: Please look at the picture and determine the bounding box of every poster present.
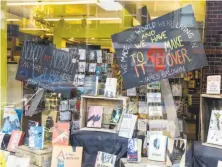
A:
[16,41,78,94]
[111,5,208,89]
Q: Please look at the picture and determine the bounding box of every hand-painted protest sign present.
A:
[16,41,78,94]
[111,5,208,89]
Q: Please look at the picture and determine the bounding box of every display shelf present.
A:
[79,95,129,132]
[199,94,222,142]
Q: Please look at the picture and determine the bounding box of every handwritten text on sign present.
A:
[16,41,78,93]
[111,5,208,89]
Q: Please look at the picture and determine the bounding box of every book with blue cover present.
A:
[127,138,142,163]
[29,126,44,149]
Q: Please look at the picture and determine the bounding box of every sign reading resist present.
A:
[16,41,78,94]
[111,5,208,89]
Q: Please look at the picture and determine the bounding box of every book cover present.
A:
[51,146,83,167]
[104,78,117,98]
[207,75,221,94]
[138,102,148,115]
[26,120,39,145]
[60,100,69,111]
[78,62,86,72]
[172,84,182,97]
[84,76,99,96]
[96,66,102,80]
[102,107,113,127]
[79,49,86,60]
[29,126,44,149]
[96,50,103,63]
[137,119,148,132]
[2,107,21,134]
[89,63,97,73]
[89,51,96,61]
[95,151,117,167]
[148,106,163,117]
[87,106,103,128]
[7,130,24,152]
[52,122,70,146]
[166,138,187,167]
[128,102,138,114]
[110,107,123,124]
[207,110,222,145]
[147,93,162,103]
[127,138,142,162]
[77,74,85,86]
[42,110,57,143]
[147,81,160,90]
[119,114,137,138]
[7,155,30,167]
[127,88,137,96]
[148,134,167,162]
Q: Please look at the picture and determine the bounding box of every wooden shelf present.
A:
[201,94,222,99]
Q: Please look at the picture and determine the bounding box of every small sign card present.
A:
[207,75,221,94]
[147,93,161,103]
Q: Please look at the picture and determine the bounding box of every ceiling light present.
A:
[44,18,60,21]
[64,18,82,21]
[91,37,95,40]
[46,33,54,36]
[20,28,50,31]
[7,19,21,22]
[98,0,122,11]
[87,17,121,21]
[7,0,97,6]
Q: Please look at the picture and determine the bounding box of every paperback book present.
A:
[104,78,117,98]
[29,126,44,149]
[84,76,99,96]
[110,107,123,124]
[87,106,103,128]
[95,151,117,167]
[148,134,167,162]
[52,122,70,146]
[119,114,137,138]
[127,138,142,163]
[7,130,24,152]
[166,138,187,167]
[2,107,21,134]
[207,110,222,145]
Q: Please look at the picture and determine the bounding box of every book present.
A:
[110,107,123,124]
[137,119,148,132]
[0,150,10,167]
[89,63,97,72]
[6,155,30,167]
[60,111,71,121]
[127,88,137,96]
[128,102,138,114]
[51,146,83,167]
[79,49,86,60]
[87,106,103,128]
[52,122,70,146]
[78,62,86,72]
[166,138,187,167]
[7,130,24,152]
[84,76,99,96]
[77,74,85,86]
[26,120,39,145]
[147,93,161,103]
[127,138,142,163]
[148,106,163,117]
[60,100,69,111]
[138,102,148,115]
[42,110,57,143]
[172,84,182,97]
[149,120,168,131]
[207,110,222,145]
[96,50,103,63]
[119,114,137,138]
[95,151,117,167]
[207,75,221,94]
[2,107,21,134]
[147,81,160,90]
[104,78,117,98]
[148,134,167,162]
[89,51,96,61]
[29,126,44,149]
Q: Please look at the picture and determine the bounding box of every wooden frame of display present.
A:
[79,95,129,133]
[200,94,222,142]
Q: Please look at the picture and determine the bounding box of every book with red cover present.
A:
[7,130,24,152]
[52,122,70,145]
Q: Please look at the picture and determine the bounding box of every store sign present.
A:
[111,5,208,89]
[16,41,78,94]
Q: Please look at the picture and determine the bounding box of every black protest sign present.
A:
[16,41,78,94]
[111,5,208,89]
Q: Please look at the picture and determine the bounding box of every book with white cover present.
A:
[95,151,116,167]
[127,88,137,96]
[147,93,161,103]
[104,78,117,98]
[119,114,137,138]
[148,134,167,162]
[149,106,163,117]
[78,62,86,72]
[138,102,148,114]
[79,49,86,60]
[207,75,221,94]
[127,138,142,163]
[207,110,222,145]
[137,119,148,132]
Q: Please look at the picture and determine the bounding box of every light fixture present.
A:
[7,19,21,22]
[44,18,83,21]
[7,0,98,6]
[46,33,54,36]
[87,17,121,21]
[20,28,50,31]
[64,18,83,21]
[98,0,122,11]
[44,18,60,22]
[91,37,95,40]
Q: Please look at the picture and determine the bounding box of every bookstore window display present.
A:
[0,1,217,167]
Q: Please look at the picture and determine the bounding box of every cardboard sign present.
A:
[16,41,78,94]
[111,5,208,89]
